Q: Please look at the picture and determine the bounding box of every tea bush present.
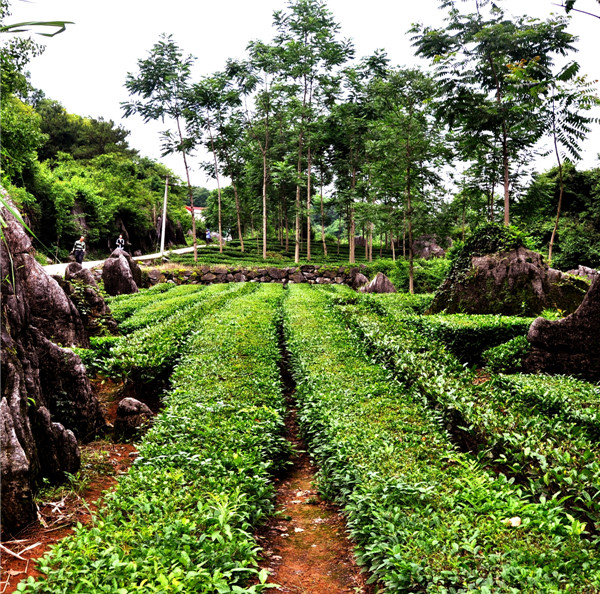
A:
[483,336,531,373]
[282,285,600,592]
[19,284,288,593]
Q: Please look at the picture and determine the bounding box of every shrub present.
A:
[483,335,531,373]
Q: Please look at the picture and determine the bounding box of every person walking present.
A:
[116,234,125,250]
[71,236,86,264]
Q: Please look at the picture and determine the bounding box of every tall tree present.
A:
[412,0,576,226]
[273,0,353,262]
[228,42,282,259]
[122,34,199,261]
[368,67,447,293]
[508,57,600,263]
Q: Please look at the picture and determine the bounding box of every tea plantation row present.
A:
[19,284,600,592]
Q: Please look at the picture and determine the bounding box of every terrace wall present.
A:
[143,264,369,289]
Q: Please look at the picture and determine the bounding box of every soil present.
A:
[254,403,376,593]
[0,441,137,594]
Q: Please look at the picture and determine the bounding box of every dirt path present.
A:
[0,379,137,594]
[0,442,136,594]
[255,405,373,593]
[254,334,375,593]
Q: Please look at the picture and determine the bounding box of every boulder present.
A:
[102,249,140,296]
[360,272,397,294]
[524,275,600,381]
[429,247,588,316]
[412,235,446,259]
[566,265,598,281]
[352,272,370,291]
[59,263,119,336]
[1,192,105,535]
[113,398,154,441]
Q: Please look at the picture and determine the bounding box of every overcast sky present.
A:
[8,0,600,187]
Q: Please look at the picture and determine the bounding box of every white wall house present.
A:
[185,206,206,221]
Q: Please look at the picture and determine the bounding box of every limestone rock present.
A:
[1,192,105,535]
[360,272,397,294]
[102,249,140,296]
[352,272,370,290]
[412,235,446,259]
[429,247,588,316]
[60,263,119,336]
[113,397,154,441]
[566,265,598,281]
[525,275,600,381]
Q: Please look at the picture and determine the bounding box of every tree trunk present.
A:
[502,121,510,227]
[176,117,197,262]
[306,146,312,261]
[232,181,244,252]
[263,150,268,260]
[407,171,414,295]
[320,172,327,257]
[207,125,224,254]
[548,100,564,266]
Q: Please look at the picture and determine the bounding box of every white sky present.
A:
[7,0,600,188]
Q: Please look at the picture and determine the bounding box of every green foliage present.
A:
[342,293,600,533]
[283,285,600,591]
[114,284,205,332]
[397,309,533,366]
[21,285,288,593]
[513,164,600,270]
[370,257,451,293]
[0,95,47,183]
[102,284,253,382]
[482,335,531,373]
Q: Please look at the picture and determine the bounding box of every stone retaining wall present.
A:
[143,264,369,289]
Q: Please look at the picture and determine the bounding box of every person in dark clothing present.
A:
[71,236,86,264]
[116,234,125,250]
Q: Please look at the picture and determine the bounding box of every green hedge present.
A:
[342,294,600,528]
[282,285,600,592]
[107,283,196,325]
[19,284,288,593]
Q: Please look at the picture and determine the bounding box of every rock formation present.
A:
[143,264,370,290]
[412,235,446,259]
[1,193,105,535]
[113,397,154,441]
[428,226,589,316]
[360,272,397,294]
[102,249,142,296]
[525,274,600,381]
[56,263,119,336]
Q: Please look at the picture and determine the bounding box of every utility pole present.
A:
[160,176,169,257]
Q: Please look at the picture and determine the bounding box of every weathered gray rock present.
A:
[113,397,154,441]
[525,275,600,381]
[360,272,397,294]
[268,267,287,280]
[59,263,119,336]
[1,192,105,535]
[412,235,446,259]
[566,265,598,281]
[429,247,589,316]
[352,272,370,290]
[102,250,140,296]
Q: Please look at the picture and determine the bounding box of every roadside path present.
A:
[43,246,197,277]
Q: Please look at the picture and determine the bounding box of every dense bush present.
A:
[19,284,289,593]
[483,335,531,373]
[283,285,600,592]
